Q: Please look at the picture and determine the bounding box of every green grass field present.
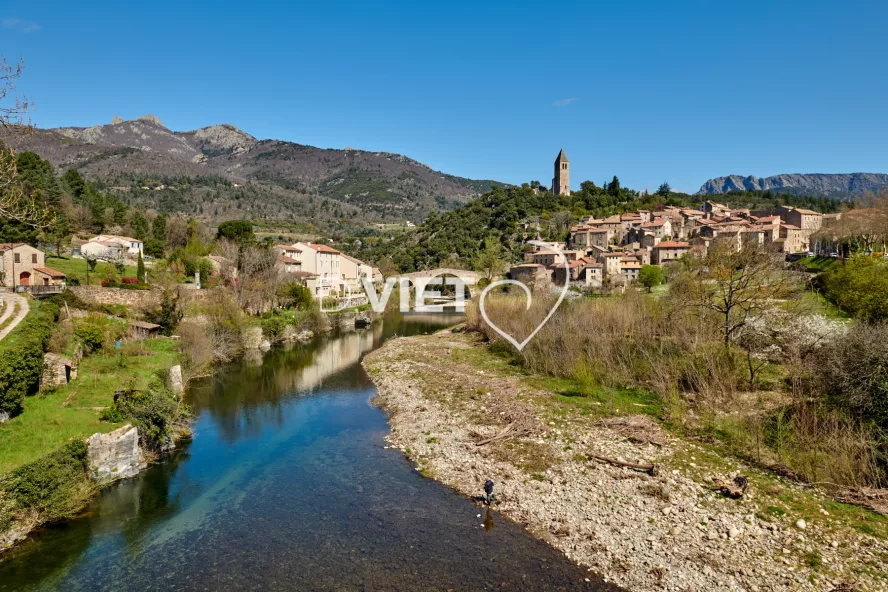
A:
[0,337,178,474]
[44,255,138,285]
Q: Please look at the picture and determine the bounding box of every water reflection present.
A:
[0,313,618,591]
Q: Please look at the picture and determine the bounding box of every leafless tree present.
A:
[0,55,53,228]
[671,241,798,346]
[217,239,283,314]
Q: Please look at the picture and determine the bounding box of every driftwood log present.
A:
[587,453,658,476]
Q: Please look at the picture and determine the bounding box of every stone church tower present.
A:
[552,149,570,195]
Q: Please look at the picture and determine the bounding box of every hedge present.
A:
[0,297,60,416]
[0,440,92,524]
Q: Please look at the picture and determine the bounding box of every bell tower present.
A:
[553,149,570,196]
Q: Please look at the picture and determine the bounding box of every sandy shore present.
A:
[362,329,887,592]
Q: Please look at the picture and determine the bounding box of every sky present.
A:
[1,0,886,193]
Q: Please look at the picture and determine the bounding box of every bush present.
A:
[813,322,888,431]
[101,380,191,452]
[261,314,288,341]
[75,323,105,352]
[0,441,93,523]
[822,256,888,321]
[121,277,139,285]
[0,298,60,415]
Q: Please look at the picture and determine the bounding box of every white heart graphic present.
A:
[478,240,570,351]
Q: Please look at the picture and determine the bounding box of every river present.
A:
[0,313,615,591]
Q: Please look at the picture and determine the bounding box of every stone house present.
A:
[0,243,66,289]
[652,241,692,264]
[619,259,642,281]
[601,252,624,276]
[583,263,603,288]
[510,263,550,287]
[778,207,823,233]
[531,249,563,268]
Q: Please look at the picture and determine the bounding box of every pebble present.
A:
[796,519,807,530]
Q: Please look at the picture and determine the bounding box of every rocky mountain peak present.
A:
[137,114,164,127]
[698,172,888,198]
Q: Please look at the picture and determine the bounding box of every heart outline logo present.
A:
[478,240,571,351]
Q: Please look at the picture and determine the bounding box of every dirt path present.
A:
[363,329,887,592]
[0,293,29,341]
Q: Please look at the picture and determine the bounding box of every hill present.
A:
[698,173,888,198]
[1,115,504,229]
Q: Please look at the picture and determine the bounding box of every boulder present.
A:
[0,410,8,423]
[87,424,146,485]
[169,364,184,396]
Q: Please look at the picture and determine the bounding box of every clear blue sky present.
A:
[2,0,886,193]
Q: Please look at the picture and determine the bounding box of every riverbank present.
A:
[363,329,888,592]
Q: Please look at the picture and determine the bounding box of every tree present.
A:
[0,56,54,229]
[152,212,167,242]
[671,241,796,345]
[656,182,671,197]
[473,237,506,281]
[638,264,665,292]
[130,211,150,240]
[217,219,255,243]
[137,251,146,282]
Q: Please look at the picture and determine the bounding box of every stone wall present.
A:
[87,424,146,485]
[69,286,161,308]
[69,286,211,310]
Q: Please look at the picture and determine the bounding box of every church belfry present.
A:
[552,149,570,196]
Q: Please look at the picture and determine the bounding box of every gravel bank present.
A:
[363,330,887,592]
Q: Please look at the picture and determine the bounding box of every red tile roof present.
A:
[654,241,691,249]
[33,267,66,278]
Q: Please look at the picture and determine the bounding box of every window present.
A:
[14,253,19,263]
[32,253,37,264]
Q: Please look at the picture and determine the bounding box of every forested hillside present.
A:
[1,116,505,231]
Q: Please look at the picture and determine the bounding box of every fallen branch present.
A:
[474,422,517,446]
[587,453,658,476]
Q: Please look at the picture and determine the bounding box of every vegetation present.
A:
[821,256,888,322]
[0,441,93,528]
[356,183,844,273]
[468,244,887,489]
[102,380,190,452]
[0,297,59,416]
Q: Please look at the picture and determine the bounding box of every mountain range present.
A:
[697,173,888,198]
[1,114,503,228]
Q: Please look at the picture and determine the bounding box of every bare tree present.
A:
[671,241,798,346]
[0,56,53,229]
[217,239,283,314]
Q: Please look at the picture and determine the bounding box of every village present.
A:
[510,151,842,290]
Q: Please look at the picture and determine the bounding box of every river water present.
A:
[0,314,618,591]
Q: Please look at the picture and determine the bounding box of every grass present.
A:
[44,255,138,285]
[798,289,851,320]
[795,255,841,273]
[0,337,178,475]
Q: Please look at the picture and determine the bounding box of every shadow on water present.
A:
[0,312,622,591]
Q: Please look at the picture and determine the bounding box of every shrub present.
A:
[75,323,105,352]
[0,441,93,523]
[101,380,191,452]
[822,256,888,321]
[813,322,888,431]
[0,298,60,415]
[261,314,288,341]
[121,277,139,285]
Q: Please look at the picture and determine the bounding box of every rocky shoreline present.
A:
[362,329,888,592]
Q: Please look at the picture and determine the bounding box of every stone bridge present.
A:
[399,268,485,298]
